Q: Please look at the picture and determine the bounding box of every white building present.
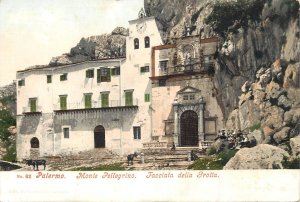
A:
[16,13,224,161]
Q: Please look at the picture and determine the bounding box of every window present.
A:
[144,94,150,102]
[111,66,120,76]
[86,69,94,78]
[158,79,166,87]
[97,67,111,82]
[47,75,52,83]
[60,95,67,110]
[101,93,109,108]
[140,66,149,73]
[183,95,189,100]
[134,38,139,49]
[144,36,150,48]
[29,98,37,112]
[60,73,68,81]
[18,79,25,86]
[84,94,92,108]
[63,127,70,139]
[190,94,195,100]
[133,126,141,139]
[125,91,133,106]
[159,60,168,72]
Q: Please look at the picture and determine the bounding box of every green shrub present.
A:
[70,163,125,171]
[248,123,261,132]
[189,150,237,170]
[282,156,300,169]
[206,147,217,155]
[205,0,265,37]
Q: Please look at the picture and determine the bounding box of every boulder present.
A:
[238,91,252,106]
[223,144,289,169]
[248,130,264,144]
[241,81,251,93]
[273,127,290,144]
[284,108,300,126]
[283,63,300,89]
[290,123,300,139]
[111,27,128,36]
[277,95,291,110]
[253,90,266,105]
[290,135,300,157]
[258,69,272,87]
[238,100,261,130]
[262,106,284,128]
[265,81,285,99]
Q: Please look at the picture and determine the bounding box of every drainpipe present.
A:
[119,59,123,155]
[51,67,56,155]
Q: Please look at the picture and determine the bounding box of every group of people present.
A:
[215,129,256,151]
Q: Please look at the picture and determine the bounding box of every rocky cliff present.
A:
[49,27,128,66]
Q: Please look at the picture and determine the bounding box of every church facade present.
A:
[16,14,224,160]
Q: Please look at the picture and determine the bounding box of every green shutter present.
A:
[60,96,67,110]
[47,75,52,83]
[30,99,37,112]
[144,94,150,102]
[101,94,109,108]
[107,68,111,82]
[125,91,133,106]
[85,94,92,108]
[97,69,101,83]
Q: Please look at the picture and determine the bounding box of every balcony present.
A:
[22,106,42,115]
[158,59,215,77]
[53,99,139,112]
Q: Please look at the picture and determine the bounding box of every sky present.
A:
[0,0,144,86]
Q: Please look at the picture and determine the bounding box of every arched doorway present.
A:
[30,137,39,148]
[180,110,198,146]
[94,125,105,148]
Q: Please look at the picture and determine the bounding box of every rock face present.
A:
[224,144,289,169]
[146,0,300,120]
[49,27,128,66]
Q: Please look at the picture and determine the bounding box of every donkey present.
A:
[127,152,138,166]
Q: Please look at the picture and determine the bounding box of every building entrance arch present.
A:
[180,110,198,146]
[94,125,105,148]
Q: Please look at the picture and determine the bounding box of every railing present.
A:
[143,141,168,148]
[201,141,214,149]
[53,99,139,111]
[23,106,42,113]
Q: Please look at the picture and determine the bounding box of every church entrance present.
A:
[94,125,105,148]
[180,110,198,146]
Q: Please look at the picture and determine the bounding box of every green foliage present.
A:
[282,156,300,169]
[70,163,125,171]
[0,109,16,162]
[206,147,216,155]
[248,123,261,132]
[189,150,237,170]
[205,0,265,37]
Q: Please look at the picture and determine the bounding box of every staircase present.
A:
[38,147,205,171]
[124,147,205,170]
[44,149,122,171]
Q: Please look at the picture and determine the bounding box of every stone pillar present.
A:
[140,153,145,164]
[198,97,205,148]
[173,103,179,147]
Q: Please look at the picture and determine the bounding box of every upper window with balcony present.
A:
[97,67,111,83]
[29,98,37,112]
[59,95,67,110]
[84,94,92,109]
